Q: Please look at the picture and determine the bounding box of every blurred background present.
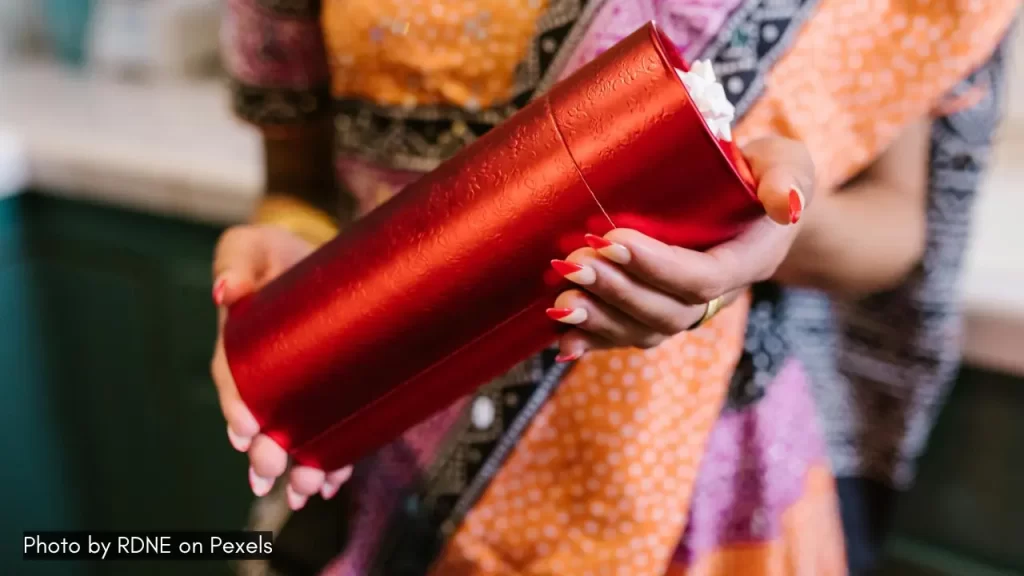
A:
[0,3,1021,575]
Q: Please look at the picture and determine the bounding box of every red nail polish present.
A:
[546,308,575,320]
[212,278,227,306]
[555,351,582,363]
[788,188,804,224]
[551,260,584,276]
[585,234,614,250]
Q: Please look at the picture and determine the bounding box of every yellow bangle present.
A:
[252,195,340,247]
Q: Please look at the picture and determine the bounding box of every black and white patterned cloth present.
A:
[731,33,1014,488]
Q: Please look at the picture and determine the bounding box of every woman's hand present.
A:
[210,225,353,510]
[547,136,815,359]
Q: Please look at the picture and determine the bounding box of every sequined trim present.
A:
[333,0,604,172]
[231,81,333,125]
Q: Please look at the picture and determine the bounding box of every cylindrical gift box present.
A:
[224,22,763,471]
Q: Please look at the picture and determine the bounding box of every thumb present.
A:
[212,226,267,308]
[742,137,815,226]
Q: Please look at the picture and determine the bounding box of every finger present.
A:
[248,466,276,498]
[593,230,732,304]
[742,137,815,225]
[212,226,268,307]
[211,337,261,439]
[756,164,807,226]
[556,329,617,361]
[321,467,354,500]
[596,223,799,302]
[286,484,309,511]
[705,216,799,285]
[249,434,289,479]
[556,250,705,334]
[226,425,251,452]
[289,466,326,497]
[549,290,666,350]
[213,272,258,309]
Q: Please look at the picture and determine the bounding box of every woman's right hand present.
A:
[210,225,353,510]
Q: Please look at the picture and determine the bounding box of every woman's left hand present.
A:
[548,136,815,360]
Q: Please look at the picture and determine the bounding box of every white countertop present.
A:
[1,62,1022,374]
[0,63,262,223]
[0,127,28,198]
[960,133,1024,376]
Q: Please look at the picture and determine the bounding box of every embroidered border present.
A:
[232,81,334,125]
[366,349,569,575]
[699,0,819,119]
[333,0,605,172]
[436,358,571,534]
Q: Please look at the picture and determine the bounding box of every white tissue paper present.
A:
[677,60,735,142]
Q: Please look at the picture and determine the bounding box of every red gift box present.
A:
[223,22,763,470]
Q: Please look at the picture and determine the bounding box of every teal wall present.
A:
[0,193,251,575]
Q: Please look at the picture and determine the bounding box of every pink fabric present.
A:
[559,0,745,81]
[335,158,424,217]
[322,400,468,576]
[674,359,828,565]
[221,0,330,88]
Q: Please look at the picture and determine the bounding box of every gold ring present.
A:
[689,295,726,330]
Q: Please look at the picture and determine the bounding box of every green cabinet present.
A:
[883,366,1024,576]
[0,193,252,575]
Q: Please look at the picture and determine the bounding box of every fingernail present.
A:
[546,307,588,325]
[551,260,596,285]
[788,187,804,224]
[227,425,251,452]
[320,482,341,500]
[328,467,354,486]
[585,234,631,264]
[212,277,227,306]
[286,484,308,511]
[249,467,274,498]
[555,351,583,363]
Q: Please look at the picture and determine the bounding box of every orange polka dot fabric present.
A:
[429,299,749,575]
[735,0,1020,190]
[426,1,1018,575]
[321,0,549,109]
